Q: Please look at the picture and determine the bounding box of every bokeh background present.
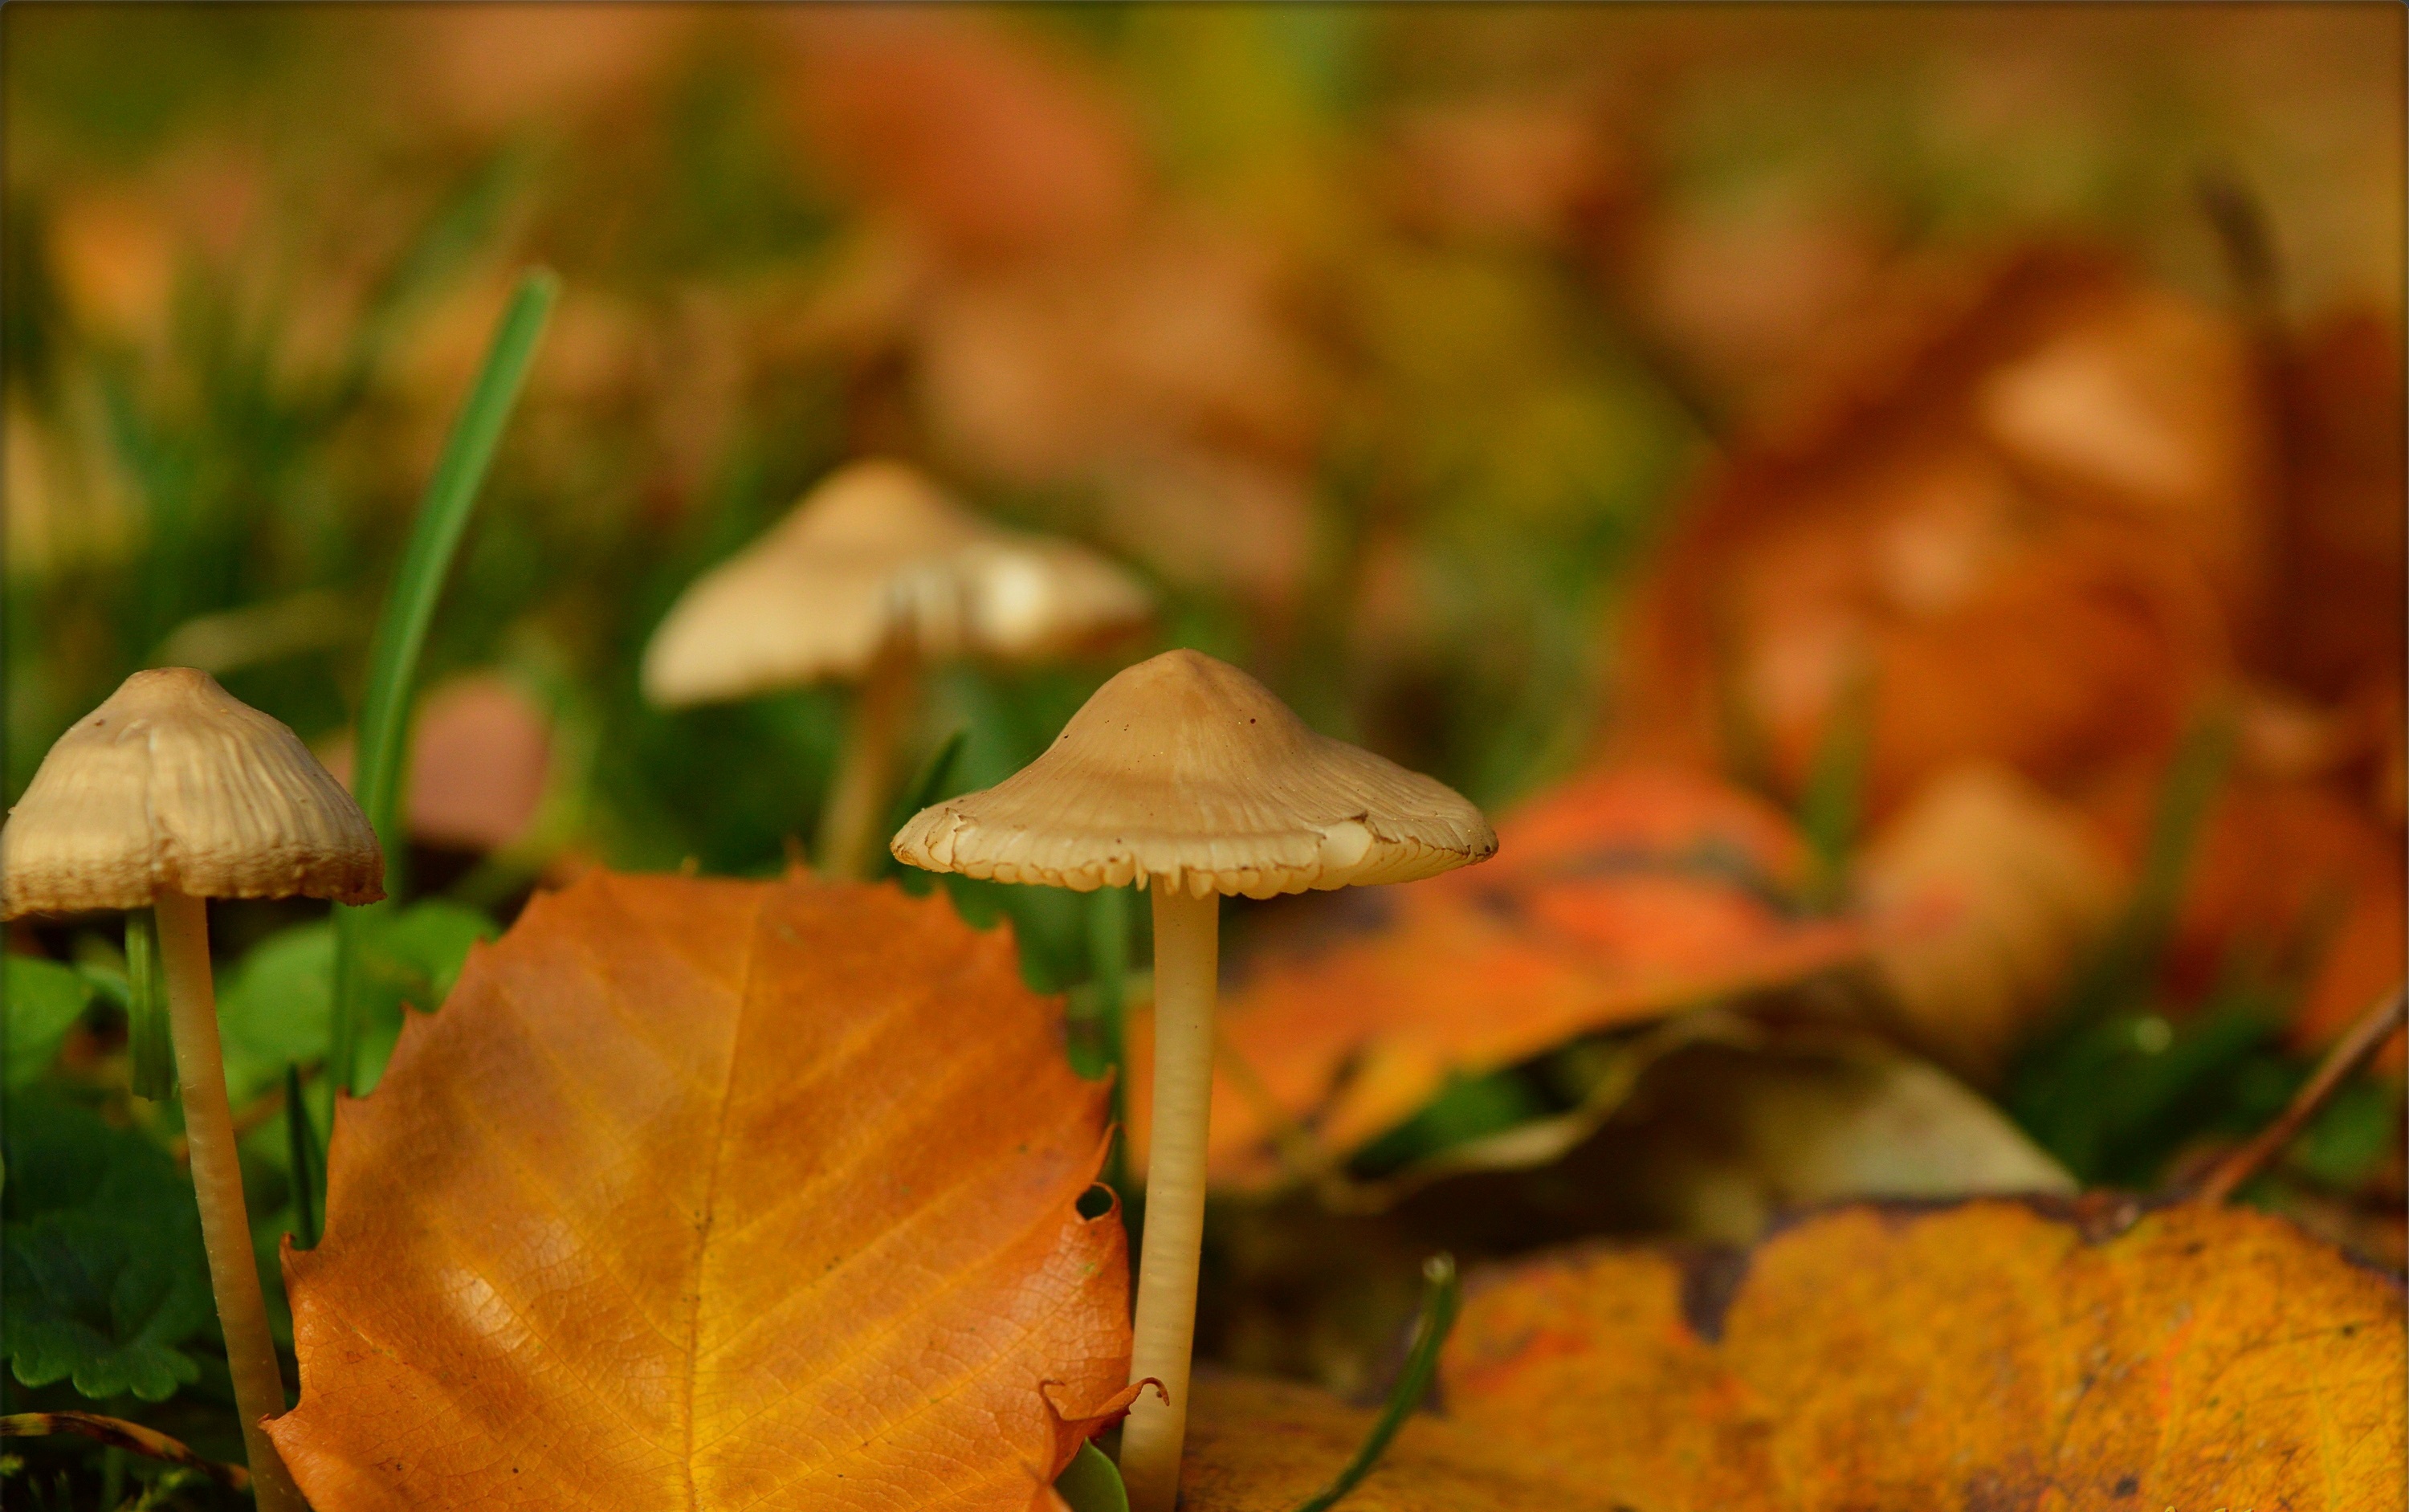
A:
[5,0,2405,1469]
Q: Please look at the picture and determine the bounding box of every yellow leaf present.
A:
[1131,768,1865,1189]
[269,871,1132,1511]
[1185,1200,2407,1510]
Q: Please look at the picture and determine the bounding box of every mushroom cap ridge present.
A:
[2,667,385,917]
[891,649,1496,899]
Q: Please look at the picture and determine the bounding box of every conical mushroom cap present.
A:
[2,668,385,918]
[891,650,1496,899]
[641,459,1152,707]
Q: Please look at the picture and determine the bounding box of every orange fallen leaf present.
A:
[1622,247,2255,821]
[2264,310,2406,707]
[1184,1199,2407,1510]
[1131,768,1865,1188]
[269,871,1132,1511]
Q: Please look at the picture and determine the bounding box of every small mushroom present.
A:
[642,458,1152,878]
[892,649,1494,1510]
[2,667,381,1512]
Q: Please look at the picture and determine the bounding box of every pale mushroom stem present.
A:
[155,887,308,1512]
[817,640,919,880]
[1119,884,1218,1512]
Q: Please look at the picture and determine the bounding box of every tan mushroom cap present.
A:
[1,668,385,918]
[891,650,1497,899]
[641,459,1153,707]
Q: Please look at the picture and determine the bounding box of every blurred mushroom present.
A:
[0,668,383,1512]
[642,458,1152,877]
[891,648,1494,1510]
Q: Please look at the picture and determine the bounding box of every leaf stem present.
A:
[1289,1253,1463,1512]
[2196,984,2406,1205]
[1,1412,251,1491]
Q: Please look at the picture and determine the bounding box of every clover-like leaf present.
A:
[2,1093,210,1404]
[4,956,92,1091]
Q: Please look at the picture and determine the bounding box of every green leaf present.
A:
[2,1093,210,1405]
[1347,1070,1551,1182]
[2292,1074,2398,1188]
[218,902,495,1101]
[1054,1441,1131,1512]
[2,1215,208,1401]
[2,959,89,1091]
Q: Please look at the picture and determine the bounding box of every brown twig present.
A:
[2196,984,2407,1206]
[1,1412,252,1490]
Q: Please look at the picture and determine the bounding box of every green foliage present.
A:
[2004,712,2281,1188]
[2,1094,209,1404]
[1053,1441,1131,1512]
[2011,998,2284,1188]
[219,901,496,1102]
[1348,1069,1553,1183]
[2,959,89,1092]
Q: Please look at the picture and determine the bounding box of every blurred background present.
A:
[5,0,2404,1471]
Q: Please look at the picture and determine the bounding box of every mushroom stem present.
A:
[1119,884,1218,1512]
[817,639,918,880]
[155,888,308,1512]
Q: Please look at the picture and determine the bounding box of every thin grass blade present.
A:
[1289,1253,1461,1512]
[329,267,557,1096]
[285,1062,324,1249]
[124,907,174,1101]
[877,727,968,888]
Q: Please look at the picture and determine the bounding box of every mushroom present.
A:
[642,458,1153,878]
[1,667,381,1512]
[892,649,1494,1509]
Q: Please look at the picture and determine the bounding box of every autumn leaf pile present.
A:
[5,6,2404,1511]
[260,872,2409,1510]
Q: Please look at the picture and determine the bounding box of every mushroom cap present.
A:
[640,459,1153,707]
[891,650,1497,899]
[2,667,385,918]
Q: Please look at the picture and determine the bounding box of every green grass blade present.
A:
[874,728,969,888]
[284,1062,324,1249]
[1289,1253,1461,1512]
[352,269,557,870]
[329,267,556,1095]
[124,909,174,1101]
[2060,707,2237,1027]
[1797,657,1875,912]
